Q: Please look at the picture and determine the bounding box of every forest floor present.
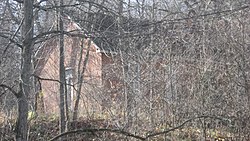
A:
[0,115,238,141]
[0,116,114,141]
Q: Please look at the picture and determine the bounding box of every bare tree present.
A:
[1,0,250,140]
[16,0,34,140]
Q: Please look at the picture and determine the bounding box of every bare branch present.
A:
[0,34,22,48]
[145,115,224,139]
[0,84,19,98]
[32,74,78,92]
[49,115,225,141]
[3,17,24,53]
[49,128,146,141]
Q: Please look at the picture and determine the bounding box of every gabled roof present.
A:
[34,16,100,75]
[70,12,152,52]
[34,13,153,75]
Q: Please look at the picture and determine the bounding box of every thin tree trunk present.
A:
[126,63,133,128]
[72,39,91,122]
[15,0,34,140]
[59,0,66,134]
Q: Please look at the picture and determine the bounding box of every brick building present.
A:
[34,17,117,115]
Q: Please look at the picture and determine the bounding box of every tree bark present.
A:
[59,0,66,134]
[15,0,34,140]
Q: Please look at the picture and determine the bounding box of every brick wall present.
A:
[39,36,103,115]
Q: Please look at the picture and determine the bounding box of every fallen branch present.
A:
[49,128,145,141]
[145,115,223,139]
[49,115,225,141]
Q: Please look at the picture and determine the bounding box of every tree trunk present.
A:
[15,0,34,140]
[16,91,29,141]
[59,0,66,134]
